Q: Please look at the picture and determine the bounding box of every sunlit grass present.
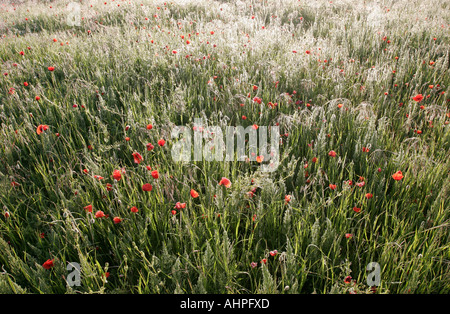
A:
[0,0,449,294]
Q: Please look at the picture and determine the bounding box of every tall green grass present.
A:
[0,0,449,294]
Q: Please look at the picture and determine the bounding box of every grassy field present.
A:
[0,0,449,294]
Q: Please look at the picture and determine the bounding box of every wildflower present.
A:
[95,211,105,218]
[412,94,424,102]
[48,66,55,71]
[344,276,352,284]
[284,195,293,206]
[174,202,186,210]
[132,152,143,164]
[329,184,337,190]
[113,217,122,224]
[142,183,153,192]
[36,124,49,135]
[130,206,139,213]
[269,250,278,257]
[146,124,153,130]
[353,207,361,213]
[250,262,258,268]
[158,139,166,146]
[42,259,54,269]
[146,143,154,151]
[365,193,373,199]
[190,189,199,198]
[219,177,231,188]
[112,169,122,181]
[151,170,159,179]
[84,205,93,213]
[328,150,337,157]
[345,233,353,239]
[392,171,404,181]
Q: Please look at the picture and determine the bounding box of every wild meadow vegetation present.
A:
[0,0,449,294]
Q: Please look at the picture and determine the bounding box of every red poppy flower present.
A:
[106,183,112,191]
[142,183,153,192]
[23,82,29,86]
[392,171,404,181]
[112,169,122,181]
[151,170,159,179]
[84,204,93,212]
[365,193,373,199]
[412,94,424,102]
[284,195,291,204]
[146,124,153,130]
[256,155,264,163]
[130,206,138,213]
[312,157,317,163]
[356,181,365,187]
[95,211,105,218]
[190,189,199,198]
[36,124,49,135]
[344,276,352,284]
[113,217,122,224]
[171,210,177,215]
[353,207,361,213]
[269,250,278,257]
[219,177,231,188]
[146,143,154,151]
[261,258,267,264]
[132,152,143,164]
[328,150,337,157]
[253,97,262,104]
[42,259,54,269]
[345,233,352,239]
[158,139,165,146]
[35,96,41,101]
[48,66,55,71]
[329,184,337,190]
[174,202,186,210]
